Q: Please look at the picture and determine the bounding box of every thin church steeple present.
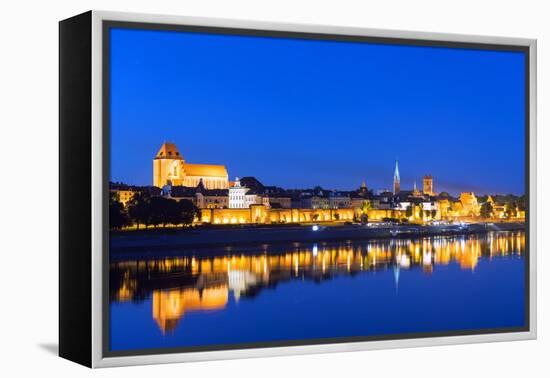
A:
[393,159,400,194]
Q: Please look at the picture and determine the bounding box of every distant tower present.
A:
[413,179,421,197]
[359,180,368,195]
[153,142,185,188]
[423,175,434,196]
[393,160,400,194]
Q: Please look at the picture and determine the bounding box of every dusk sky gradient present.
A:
[109,27,526,195]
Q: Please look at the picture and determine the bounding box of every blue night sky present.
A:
[110,28,526,195]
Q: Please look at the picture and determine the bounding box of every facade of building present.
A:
[268,195,292,209]
[196,190,229,209]
[229,177,248,208]
[329,192,352,209]
[459,192,480,216]
[200,206,356,225]
[301,194,330,209]
[153,142,229,189]
[246,193,270,208]
[111,189,135,206]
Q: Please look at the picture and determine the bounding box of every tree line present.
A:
[480,201,520,219]
[109,192,199,230]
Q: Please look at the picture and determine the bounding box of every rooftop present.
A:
[184,163,228,178]
[155,142,183,160]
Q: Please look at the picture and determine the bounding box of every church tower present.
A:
[423,175,434,196]
[153,142,185,188]
[393,160,400,194]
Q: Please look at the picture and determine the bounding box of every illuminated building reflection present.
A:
[110,231,524,334]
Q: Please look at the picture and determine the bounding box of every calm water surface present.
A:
[109,231,526,351]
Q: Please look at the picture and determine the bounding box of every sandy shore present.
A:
[109,222,526,256]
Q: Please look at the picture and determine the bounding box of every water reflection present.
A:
[110,231,524,334]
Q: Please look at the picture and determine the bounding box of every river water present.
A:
[109,230,526,352]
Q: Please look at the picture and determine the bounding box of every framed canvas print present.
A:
[59,10,537,368]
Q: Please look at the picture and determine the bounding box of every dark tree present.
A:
[517,195,526,211]
[109,192,130,230]
[506,202,518,218]
[127,193,152,229]
[417,205,424,220]
[178,199,199,226]
[480,202,493,218]
[148,196,171,227]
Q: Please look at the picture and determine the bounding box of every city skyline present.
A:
[110,28,526,195]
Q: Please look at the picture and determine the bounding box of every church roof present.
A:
[155,142,183,159]
[240,176,265,191]
[184,163,228,178]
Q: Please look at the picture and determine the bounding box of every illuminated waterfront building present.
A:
[329,192,352,209]
[301,194,330,209]
[267,194,292,209]
[229,177,248,208]
[459,192,480,216]
[153,142,229,189]
[111,189,135,206]
[487,195,505,218]
[163,181,229,209]
[196,190,229,210]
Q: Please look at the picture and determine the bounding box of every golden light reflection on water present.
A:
[110,231,524,334]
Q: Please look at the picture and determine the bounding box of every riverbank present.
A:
[110,221,526,257]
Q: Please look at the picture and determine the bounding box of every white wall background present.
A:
[0,0,546,376]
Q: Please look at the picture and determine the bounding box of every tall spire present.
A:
[393,159,400,194]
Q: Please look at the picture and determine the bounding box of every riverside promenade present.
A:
[110,222,525,256]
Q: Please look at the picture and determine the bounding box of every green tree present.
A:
[480,202,493,218]
[431,209,437,219]
[406,204,413,218]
